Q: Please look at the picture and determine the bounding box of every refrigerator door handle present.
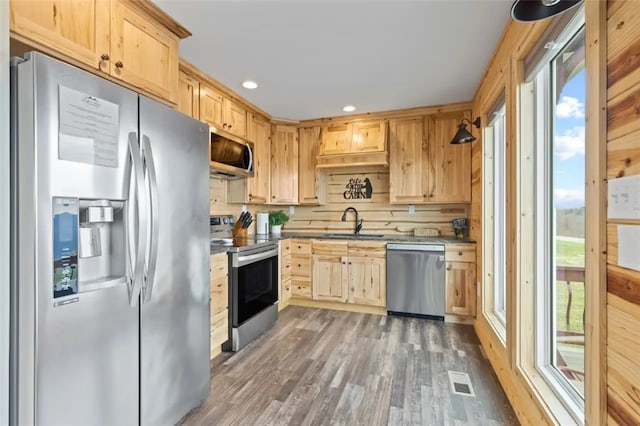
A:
[127,132,147,307]
[141,135,159,303]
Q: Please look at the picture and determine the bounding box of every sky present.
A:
[553,68,585,209]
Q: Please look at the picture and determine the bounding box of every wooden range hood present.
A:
[315,121,389,168]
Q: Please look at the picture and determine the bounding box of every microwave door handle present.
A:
[127,132,147,307]
[141,135,159,304]
[246,143,253,172]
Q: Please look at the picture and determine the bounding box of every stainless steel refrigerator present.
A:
[9,52,211,426]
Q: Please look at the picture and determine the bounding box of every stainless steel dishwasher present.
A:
[386,243,446,320]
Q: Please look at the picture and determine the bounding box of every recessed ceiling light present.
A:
[242,81,258,89]
[342,105,356,112]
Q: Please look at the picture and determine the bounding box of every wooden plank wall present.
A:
[285,166,467,236]
[209,166,468,237]
[606,1,640,423]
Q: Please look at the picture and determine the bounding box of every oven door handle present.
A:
[234,247,279,267]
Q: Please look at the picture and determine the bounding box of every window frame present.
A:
[529,13,586,421]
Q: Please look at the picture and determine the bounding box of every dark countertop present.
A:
[211,233,475,255]
[273,232,476,244]
[210,246,230,255]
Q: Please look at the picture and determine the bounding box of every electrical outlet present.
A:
[409,205,415,214]
[242,204,247,213]
[289,205,295,215]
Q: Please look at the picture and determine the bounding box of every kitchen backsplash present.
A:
[210,166,468,237]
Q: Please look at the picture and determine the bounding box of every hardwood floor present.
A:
[182,306,518,426]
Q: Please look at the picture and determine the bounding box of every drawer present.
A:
[281,278,292,300]
[348,241,386,258]
[210,308,228,352]
[312,240,348,256]
[210,253,228,280]
[445,244,476,263]
[291,280,311,298]
[280,239,292,254]
[210,274,228,314]
[291,254,311,277]
[281,254,292,280]
[291,239,311,255]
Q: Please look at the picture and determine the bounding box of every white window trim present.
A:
[531,16,586,423]
[482,103,507,344]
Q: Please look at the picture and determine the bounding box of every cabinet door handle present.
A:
[115,61,124,68]
[228,124,232,129]
[458,251,463,256]
[447,266,452,271]
[101,53,110,61]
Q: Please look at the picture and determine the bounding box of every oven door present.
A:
[230,246,279,326]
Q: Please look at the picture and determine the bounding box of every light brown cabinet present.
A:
[279,239,292,309]
[311,240,386,307]
[290,240,312,300]
[428,113,471,202]
[316,120,388,168]
[351,121,387,153]
[227,113,271,204]
[10,0,185,104]
[312,240,348,302]
[210,252,229,358]
[389,117,430,203]
[298,127,326,205]
[199,83,247,139]
[270,125,299,204]
[177,70,200,118]
[10,0,110,70]
[445,244,476,317]
[389,112,471,204]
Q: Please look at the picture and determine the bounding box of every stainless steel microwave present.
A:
[209,129,254,179]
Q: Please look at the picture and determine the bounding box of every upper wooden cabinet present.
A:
[389,117,430,203]
[177,69,199,118]
[10,0,188,104]
[316,120,388,168]
[270,125,299,204]
[428,113,471,202]
[10,0,110,71]
[319,124,352,156]
[389,111,471,204]
[352,121,387,153]
[298,127,326,205]
[199,83,247,139]
[227,113,271,204]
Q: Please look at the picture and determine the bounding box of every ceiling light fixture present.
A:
[510,0,583,23]
[450,117,481,145]
[342,105,356,112]
[242,81,258,89]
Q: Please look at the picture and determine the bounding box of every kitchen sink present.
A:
[322,233,385,239]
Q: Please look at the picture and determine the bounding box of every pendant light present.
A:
[450,117,481,145]
[510,0,583,23]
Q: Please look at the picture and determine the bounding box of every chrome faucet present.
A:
[341,206,363,235]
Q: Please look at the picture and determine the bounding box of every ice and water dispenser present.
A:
[53,197,127,303]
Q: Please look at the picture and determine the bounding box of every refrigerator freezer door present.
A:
[11,53,139,425]
[138,97,211,425]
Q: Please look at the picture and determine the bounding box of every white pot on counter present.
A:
[271,224,282,235]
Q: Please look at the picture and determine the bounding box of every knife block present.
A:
[232,222,248,238]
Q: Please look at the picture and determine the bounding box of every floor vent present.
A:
[448,371,476,397]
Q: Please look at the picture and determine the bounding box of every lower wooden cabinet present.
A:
[311,240,386,307]
[445,244,477,317]
[348,256,386,307]
[210,252,229,358]
[290,239,312,300]
[279,239,292,309]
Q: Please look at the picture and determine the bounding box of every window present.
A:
[530,13,586,415]
[483,102,507,339]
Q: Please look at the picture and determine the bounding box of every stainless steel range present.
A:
[210,215,279,351]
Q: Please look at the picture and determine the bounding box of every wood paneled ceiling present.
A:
[155,0,512,120]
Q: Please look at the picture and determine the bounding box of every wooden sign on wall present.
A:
[343,177,373,200]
